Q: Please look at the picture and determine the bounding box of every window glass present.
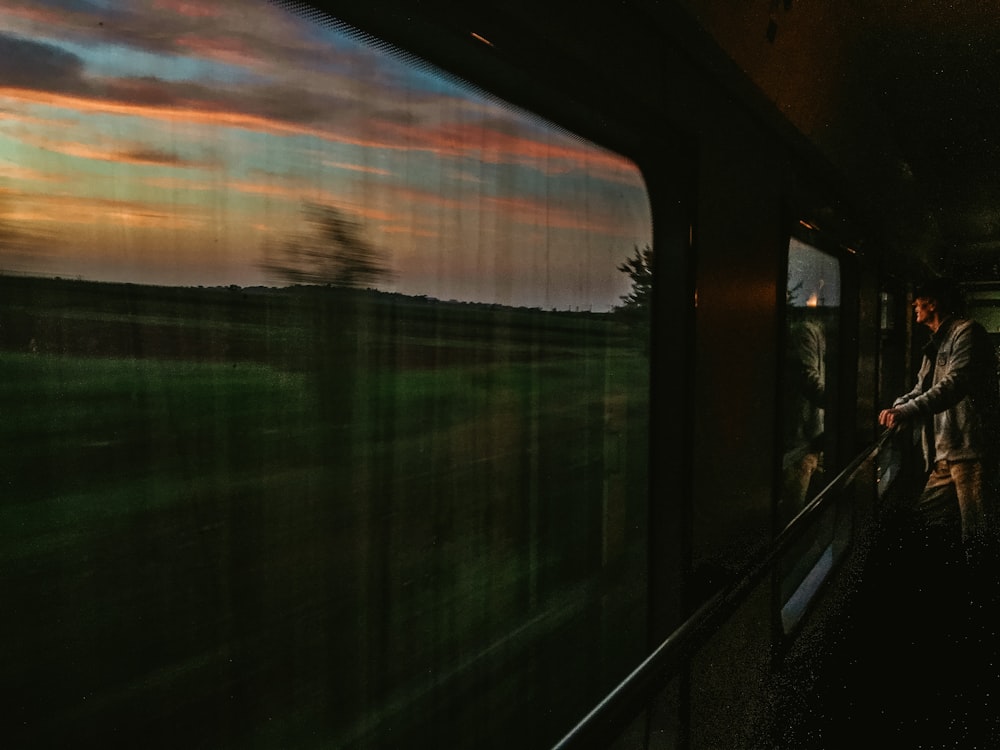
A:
[0,1,652,747]
[778,237,843,632]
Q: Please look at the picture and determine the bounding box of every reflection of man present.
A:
[782,310,826,516]
[879,278,999,563]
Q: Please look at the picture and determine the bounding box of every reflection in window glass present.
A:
[779,237,843,632]
[0,1,652,748]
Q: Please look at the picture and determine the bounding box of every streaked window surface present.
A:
[0,1,652,747]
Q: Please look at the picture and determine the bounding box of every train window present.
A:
[965,285,1000,338]
[778,236,843,632]
[0,1,652,748]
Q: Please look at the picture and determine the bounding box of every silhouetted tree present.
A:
[615,244,653,353]
[786,280,805,306]
[616,244,653,313]
[261,202,393,289]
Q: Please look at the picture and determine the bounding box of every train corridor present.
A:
[753,498,1000,749]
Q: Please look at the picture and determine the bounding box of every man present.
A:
[878,278,999,563]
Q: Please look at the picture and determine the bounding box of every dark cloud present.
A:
[0,6,463,143]
[248,84,330,125]
[94,69,370,133]
[0,33,88,93]
[14,0,337,71]
[4,0,180,56]
[118,147,188,167]
[375,108,420,127]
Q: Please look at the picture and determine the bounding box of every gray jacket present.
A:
[894,316,999,471]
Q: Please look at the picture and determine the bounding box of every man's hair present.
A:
[914,277,963,315]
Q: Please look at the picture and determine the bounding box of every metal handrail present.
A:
[551,428,898,750]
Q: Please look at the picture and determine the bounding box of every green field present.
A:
[1,275,650,749]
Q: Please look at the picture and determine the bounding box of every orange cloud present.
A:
[0,162,67,183]
[8,191,206,230]
[371,118,641,183]
[226,179,325,199]
[0,108,68,128]
[0,83,639,186]
[12,128,205,168]
[0,87,331,141]
[487,193,635,236]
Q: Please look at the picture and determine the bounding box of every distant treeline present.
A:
[1,275,633,367]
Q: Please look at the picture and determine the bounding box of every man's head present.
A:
[912,277,961,330]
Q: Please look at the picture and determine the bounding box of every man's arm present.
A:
[879,354,934,428]
[893,322,979,422]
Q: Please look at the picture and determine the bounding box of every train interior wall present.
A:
[631,11,891,750]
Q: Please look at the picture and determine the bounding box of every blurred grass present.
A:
[0,290,651,749]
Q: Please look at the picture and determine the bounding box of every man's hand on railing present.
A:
[878,408,908,429]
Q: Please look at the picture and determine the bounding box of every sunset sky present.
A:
[0,0,652,310]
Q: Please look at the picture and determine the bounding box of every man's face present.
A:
[913,296,935,326]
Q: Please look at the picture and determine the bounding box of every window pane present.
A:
[779,237,843,632]
[0,2,653,747]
